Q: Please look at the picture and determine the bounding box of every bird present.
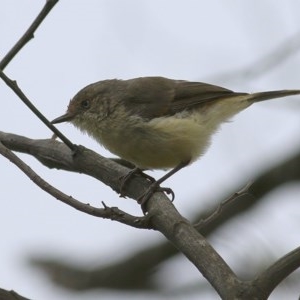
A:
[51,76,300,210]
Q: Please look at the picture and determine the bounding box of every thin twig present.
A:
[0,142,151,229]
[194,181,253,230]
[0,0,73,151]
[0,0,59,70]
[0,70,75,151]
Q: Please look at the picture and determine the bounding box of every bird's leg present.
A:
[138,160,190,213]
[119,167,155,197]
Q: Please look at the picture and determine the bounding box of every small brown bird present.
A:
[52,77,300,208]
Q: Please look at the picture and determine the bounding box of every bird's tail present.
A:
[248,90,300,103]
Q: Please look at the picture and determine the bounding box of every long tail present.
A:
[248,90,300,103]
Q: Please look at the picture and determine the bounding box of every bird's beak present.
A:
[51,113,74,124]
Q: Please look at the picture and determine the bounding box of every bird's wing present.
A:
[123,77,175,119]
[171,80,247,113]
[123,77,247,119]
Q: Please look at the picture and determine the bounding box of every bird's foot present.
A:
[138,182,175,214]
[119,167,155,197]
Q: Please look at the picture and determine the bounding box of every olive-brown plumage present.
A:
[52,76,300,169]
[52,76,300,206]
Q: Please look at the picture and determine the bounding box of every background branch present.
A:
[211,30,300,83]
[0,288,30,300]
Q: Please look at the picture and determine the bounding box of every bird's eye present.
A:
[81,100,90,109]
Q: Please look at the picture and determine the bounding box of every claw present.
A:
[138,182,175,214]
[119,168,155,197]
[162,187,175,202]
[119,168,175,214]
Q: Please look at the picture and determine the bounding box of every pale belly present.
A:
[99,115,213,169]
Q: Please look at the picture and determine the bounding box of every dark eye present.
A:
[81,100,90,109]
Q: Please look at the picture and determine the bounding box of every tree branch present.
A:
[196,151,300,237]
[252,246,300,298]
[41,147,300,292]
[2,130,300,297]
[0,131,241,298]
[0,141,150,229]
[146,196,241,299]
[2,1,299,299]
[0,0,59,70]
[194,181,253,230]
[0,70,75,151]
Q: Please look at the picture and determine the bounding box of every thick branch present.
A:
[0,131,151,195]
[0,131,240,298]
[146,195,241,298]
[0,0,59,70]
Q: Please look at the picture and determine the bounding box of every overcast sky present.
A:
[1,1,300,299]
